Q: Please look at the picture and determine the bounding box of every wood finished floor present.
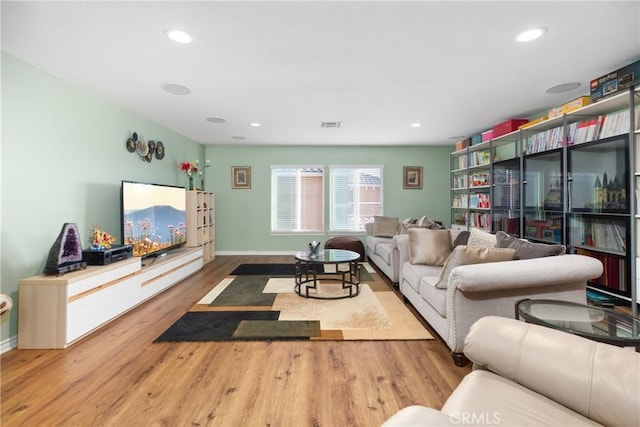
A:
[1,255,470,427]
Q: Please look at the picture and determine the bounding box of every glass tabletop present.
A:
[517,299,640,344]
[294,249,360,264]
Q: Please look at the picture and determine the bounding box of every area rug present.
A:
[155,263,432,342]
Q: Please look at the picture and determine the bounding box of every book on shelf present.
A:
[526,106,637,154]
[470,151,491,167]
[576,248,627,292]
[470,172,490,187]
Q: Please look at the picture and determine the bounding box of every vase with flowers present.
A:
[180,160,199,190]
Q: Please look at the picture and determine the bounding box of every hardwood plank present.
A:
[1,255,470,426]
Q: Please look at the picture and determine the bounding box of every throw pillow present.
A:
[495,231,566,259]
[401,216,445,233]
[467,228,497,247]
[408,228,452,266]
[452,230,470,248]
[434,245,517,289]
[372,216,399,237]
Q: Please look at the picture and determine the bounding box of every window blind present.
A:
[330,166,383,232]
[271,166,324,232]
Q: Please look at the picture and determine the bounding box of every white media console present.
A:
[18,247,203,349]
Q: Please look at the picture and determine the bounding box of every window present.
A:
[330,166,383,232]
[271,166,324,233]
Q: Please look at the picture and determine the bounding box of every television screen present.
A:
[121,181,187,258]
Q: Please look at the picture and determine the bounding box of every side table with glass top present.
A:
[516,299,640,351]
[294,249,361,299]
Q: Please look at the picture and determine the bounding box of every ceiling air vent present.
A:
[321,121,342,128]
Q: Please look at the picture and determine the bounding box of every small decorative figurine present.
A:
[308,241,321,258]
[89,224,116,250]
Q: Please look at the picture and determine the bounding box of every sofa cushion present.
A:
[402,262,443,293]
[372,216,399,237]
[408,228,452,266]
[495,231,566,259]
[366,235,389,253]
[419,276,447,317]
[434,245,517,289]
[467,228,497,247]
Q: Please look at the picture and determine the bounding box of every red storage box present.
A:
[493,119,529,138]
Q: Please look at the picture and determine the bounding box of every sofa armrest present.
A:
[382,405,459,426]
[444,254,602,354]
[464,316,640,427]
[396,235,410,282]
[449,254,603,292]
[364,222,374,236]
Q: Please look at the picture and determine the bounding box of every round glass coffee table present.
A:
[294,249,361,299]
[516,299,640,351]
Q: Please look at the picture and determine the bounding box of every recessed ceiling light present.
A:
[161,83,191,95]
[545,82,581,94]
[249,122,261,127]
[231,136,247,140]
[206,117,226,123]
[516,27,547,42]
[410,122,422,128]
[166,29,192,44]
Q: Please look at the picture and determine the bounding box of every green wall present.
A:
[1,52,453,346]
[1,53,204,342]
[205,145,451,253]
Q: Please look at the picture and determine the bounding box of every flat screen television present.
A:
[121,180,187,258]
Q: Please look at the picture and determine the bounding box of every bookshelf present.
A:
[449,86,639,313]
[186,190,215,263]
[450,144,492,231]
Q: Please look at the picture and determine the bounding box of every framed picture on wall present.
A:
[232,166,251,189]
[403,166,423,189]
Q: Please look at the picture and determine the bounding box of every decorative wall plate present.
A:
[126,137,136,152]
[135,138,149,157]
[155,141,165,159]
[148,140,156,155]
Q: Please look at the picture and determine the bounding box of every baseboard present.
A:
[1,335,18,354]
[215,250,299,256]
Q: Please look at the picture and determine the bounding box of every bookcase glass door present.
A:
[567,136,629,214]
[523,149,563,243]
[492,158,521,236]
[567,135,630,298]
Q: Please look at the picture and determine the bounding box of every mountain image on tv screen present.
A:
[122,182,187,257]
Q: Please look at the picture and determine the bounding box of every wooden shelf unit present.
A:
[186,190,215,263]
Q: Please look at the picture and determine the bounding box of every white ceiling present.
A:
[2,1,639,147]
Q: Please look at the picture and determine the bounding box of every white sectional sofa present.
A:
[395,228,604,365]
[384,316,639,427]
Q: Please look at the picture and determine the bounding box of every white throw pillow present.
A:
[467,228,497,248]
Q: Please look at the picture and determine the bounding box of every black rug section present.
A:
[154,311,281,342]
[230,263,323,276]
